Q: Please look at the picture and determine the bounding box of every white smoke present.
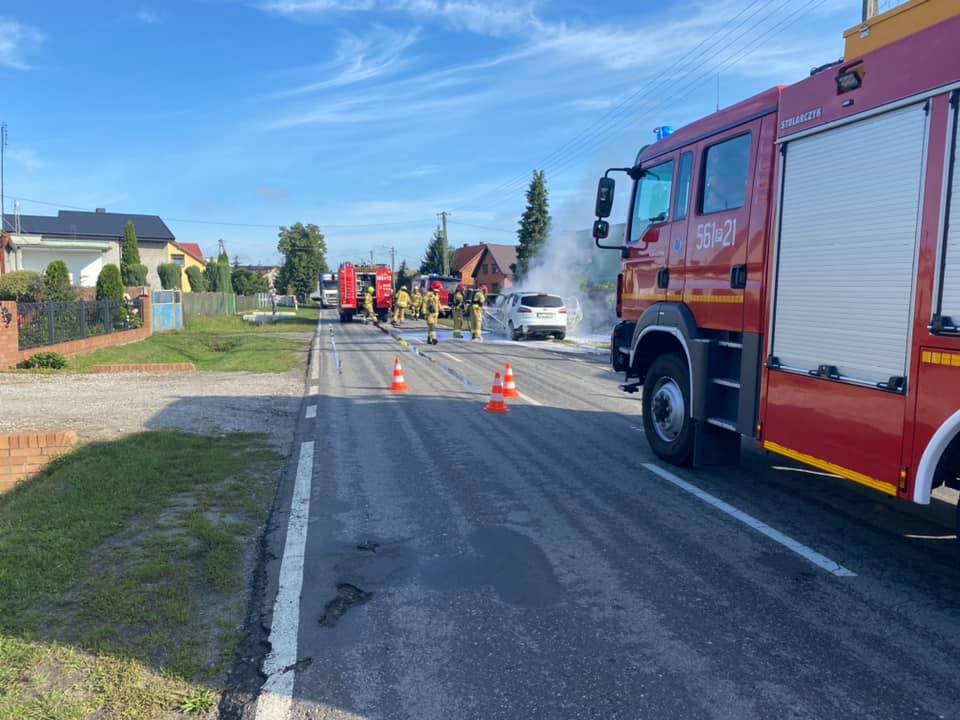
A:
[511,167,627,340]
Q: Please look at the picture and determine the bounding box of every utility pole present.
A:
[438,211,450,276]
[862,0,879,21]
[389,246,396,276]
[1,123,7,232]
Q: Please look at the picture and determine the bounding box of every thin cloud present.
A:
[256,186,294,202]
[0,18,45,70]
[135,7,164,24]
[9,149,45,171]
[261,0,533,38]
[274,25,420,98]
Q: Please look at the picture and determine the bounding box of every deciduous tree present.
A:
[276,223,328,297]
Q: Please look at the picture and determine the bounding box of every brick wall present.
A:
[0,431,77,494]
[0,295,153,369]
[0,301,18,369]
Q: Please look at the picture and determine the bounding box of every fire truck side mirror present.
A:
[592,219,610,240]
[595,177,615,218]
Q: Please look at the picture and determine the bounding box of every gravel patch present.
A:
[0,370,305,453]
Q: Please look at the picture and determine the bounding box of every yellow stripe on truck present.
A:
[762,440,898,496]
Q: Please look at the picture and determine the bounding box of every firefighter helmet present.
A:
[366,286,375,294]
[432,281,442,290]
[480,285,488,293]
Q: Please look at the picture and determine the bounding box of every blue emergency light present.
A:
[654,126,673,141]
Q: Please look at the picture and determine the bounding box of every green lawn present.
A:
[188,306,320,334]
[67,313,314,373]
[0,430,282,719]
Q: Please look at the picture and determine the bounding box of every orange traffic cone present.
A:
[503,362,519,398]
[390,357,408,392]
[486,372,509,413]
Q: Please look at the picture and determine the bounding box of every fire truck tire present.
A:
[339,311,350,323]
[642,353,694,466]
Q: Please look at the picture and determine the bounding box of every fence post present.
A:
[47,302,56,345]
[78,299,87,339]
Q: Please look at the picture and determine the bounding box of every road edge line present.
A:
[641,462,857,577]
[253,440,316,720]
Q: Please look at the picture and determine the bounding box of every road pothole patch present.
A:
[318,583,372,627]
[356,541,380,553]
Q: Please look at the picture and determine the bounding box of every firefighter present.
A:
[393,285,410,326]
[424,281,441,345]
[470,284,486,342]
[363,285,376,324]
[451,284,466,339]
[411,285,423,320]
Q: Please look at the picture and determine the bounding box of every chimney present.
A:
[95,207,106,214]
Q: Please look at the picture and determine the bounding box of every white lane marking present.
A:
[310,338,320,380]
[641,463,856,578]
[440,351,463,363]
[305,405,317,419]
[517,391,542,407]
[255,440,316,720]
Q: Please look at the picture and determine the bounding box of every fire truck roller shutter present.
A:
[771,102,928,386]
[938,96,960,324]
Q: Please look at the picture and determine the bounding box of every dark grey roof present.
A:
[2,210,174,241]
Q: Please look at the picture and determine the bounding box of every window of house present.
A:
[172,254,185,267]
[481,264,488,273]
[492,264,500,273]
[674,151,693,220]
[630,158,674,243]
[700,133,751,214]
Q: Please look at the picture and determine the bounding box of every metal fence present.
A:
[182,292,237,319]
[17,298,144,351]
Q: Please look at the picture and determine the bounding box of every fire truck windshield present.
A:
[629,158,674,243]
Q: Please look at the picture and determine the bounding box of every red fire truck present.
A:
[337,263,394,323]
[415,274,460,315]
[593,2,960,528]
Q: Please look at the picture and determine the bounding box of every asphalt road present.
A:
[242,311,960,720]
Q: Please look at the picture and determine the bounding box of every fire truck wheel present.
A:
[642,353,694,466]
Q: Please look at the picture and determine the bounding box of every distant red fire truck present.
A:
[593,2,960,527]
[337,263,393,323]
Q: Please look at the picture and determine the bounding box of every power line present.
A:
[457,0,826,215]
[451,0,774,213]
[463,0,801,213]
[448,219,516,234]
[5,194,437,231]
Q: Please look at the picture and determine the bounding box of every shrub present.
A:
[21,351,67,369]
[231,267,268,295]
[185,266,206,292]
[96,264,124,301]
[44,260,75,302]
[122,263,148,286]
[0,270,45,302]
[157,263,183,290]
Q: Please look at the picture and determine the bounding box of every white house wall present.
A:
[20,247,105,288]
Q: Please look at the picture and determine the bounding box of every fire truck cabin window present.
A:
[701,133,751,214]
[630,159,674,243]
[674,151,693,220]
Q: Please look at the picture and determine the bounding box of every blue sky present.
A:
[1,0,862,268]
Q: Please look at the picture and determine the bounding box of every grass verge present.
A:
[0,430,282,719]
[67,314,312,373]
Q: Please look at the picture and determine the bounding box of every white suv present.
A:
[497,292,568,340]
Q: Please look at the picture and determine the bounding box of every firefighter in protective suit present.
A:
[470,285,486,342]
[411,286,423,320]
[363,285,376,324]
[424,281,441,345]
[393,285,410,326]
[451,284,466,339]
